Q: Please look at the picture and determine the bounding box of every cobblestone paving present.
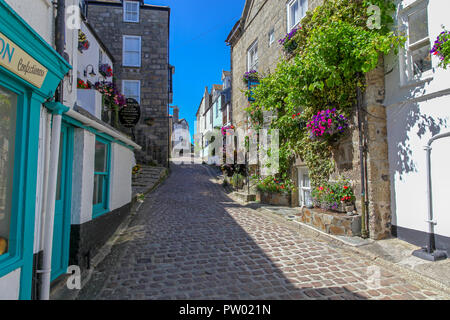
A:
[79,164,448,300]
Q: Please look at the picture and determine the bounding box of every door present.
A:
[51,123,73,281]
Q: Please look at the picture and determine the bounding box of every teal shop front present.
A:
[0,0,71,300]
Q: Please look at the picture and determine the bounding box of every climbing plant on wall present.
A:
[246,0,405,188]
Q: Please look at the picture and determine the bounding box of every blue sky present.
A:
[144,0,245,142]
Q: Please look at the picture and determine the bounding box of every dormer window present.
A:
[124,1,139,23]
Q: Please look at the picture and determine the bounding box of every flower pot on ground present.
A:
[311,178,356,214]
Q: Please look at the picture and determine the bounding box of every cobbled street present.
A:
[77,164,448,300]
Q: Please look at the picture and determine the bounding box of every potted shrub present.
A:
[311,179,356,213]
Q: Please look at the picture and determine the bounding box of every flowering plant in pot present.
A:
[78,30,90,52]
[99,63,113,78]
[279,27,301,54]
[311,179,356,213]
[94,81,127,127]
[430,29,450,69]
[221,124,235,136]
[77,78,91,89]
[243,70,259,84]
[307,108,349,143]
[254,175,295,195]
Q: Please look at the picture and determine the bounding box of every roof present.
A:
[212,84,223,91]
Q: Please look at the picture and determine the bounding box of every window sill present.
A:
[399,75,434,90]
[92,207,110,219]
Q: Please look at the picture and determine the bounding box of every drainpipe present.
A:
[356,77,369,239]
[39,0,66,300]
[412,131,450,261]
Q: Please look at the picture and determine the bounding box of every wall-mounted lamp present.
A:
[84,64,96,77]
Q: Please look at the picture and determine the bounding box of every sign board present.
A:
[119,98,141,128]
[0,32,48,88]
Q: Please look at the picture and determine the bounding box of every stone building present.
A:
[86,0,173,167]
[226,0,394,240]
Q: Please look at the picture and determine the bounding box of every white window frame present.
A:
[247,40,258,72]
[122,35,141,67]
[122,80,141,104]
[398,0,433,85]
[123,1,140,23]
[287,0,308,32]
[298,167,312,207]
[268,28,275,46]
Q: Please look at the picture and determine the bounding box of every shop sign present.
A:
[119,98,141,128]
[0,32,48,88]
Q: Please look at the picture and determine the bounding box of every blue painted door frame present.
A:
[51,122,73,282]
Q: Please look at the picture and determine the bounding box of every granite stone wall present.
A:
[86,3,170,167]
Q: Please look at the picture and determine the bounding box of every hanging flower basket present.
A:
[307,108,349,143]
[243,70,259,84]
[78,30,90,53]
[94,81,127,128]
[99,63,114,78]
[279,27,301,54]
[431,29,450,69]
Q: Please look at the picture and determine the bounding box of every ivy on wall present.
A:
[246,0,405,188]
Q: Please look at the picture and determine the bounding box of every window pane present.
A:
[412,42,432,75]
[124,81,140,102]
[291,1,299,28]
[302,173,310,188]
[0,86,17,256]
[93,175,104,205]
[95,141,107,172]
[125,38,140,51]
[409,8,428,44]
[303,189,312,207]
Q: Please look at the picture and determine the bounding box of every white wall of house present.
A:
[5,0,54,46]
[0,268,20,300]
[109,143,135,212]
[71,129,96,225]
[385,0,450,242]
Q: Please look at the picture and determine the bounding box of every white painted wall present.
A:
[109,144,135,212]
[385,0,450,238]
[0,268,20,300]
[71,129,95,225]
[5,0,54,46]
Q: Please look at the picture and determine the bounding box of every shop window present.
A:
[0,87,17,257]
[93,137,110,217]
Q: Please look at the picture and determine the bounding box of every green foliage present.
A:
[231,172,245,189]
[252,175,296,195]
[311,178,356,209]
[247,0,405,189]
